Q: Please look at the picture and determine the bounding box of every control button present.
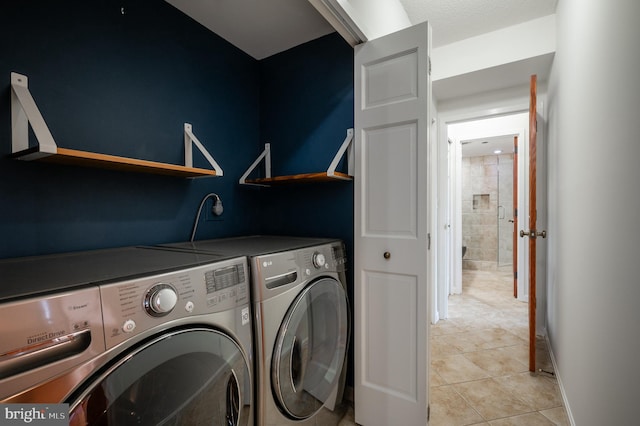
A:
[312,252,326,269]
[73,321,90,330]
[305,268,311,276]
[241,307,250,326]
[144,284,178,317]
[122,319,136,333]
[185,301,195,312]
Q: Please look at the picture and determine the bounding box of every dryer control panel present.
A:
[100,256,249,349]
[253,242,346,301]
[300,242,346,276]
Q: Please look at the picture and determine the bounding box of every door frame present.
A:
[435,103,533,321]
[513,135,519,298]
[528,74,538,372]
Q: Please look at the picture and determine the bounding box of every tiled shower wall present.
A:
[462,154,514,270]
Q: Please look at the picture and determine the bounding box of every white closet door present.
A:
[354,22,431,426]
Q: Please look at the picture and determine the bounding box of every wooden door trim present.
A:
[529,75,537,372]
[513,135,518,298]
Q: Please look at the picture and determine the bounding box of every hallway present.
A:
[429,270,569,425]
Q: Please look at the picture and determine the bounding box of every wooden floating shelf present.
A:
[239,129,355,186]
[10,73,222,179]
[244,171,352,185]
[12,147,218,178]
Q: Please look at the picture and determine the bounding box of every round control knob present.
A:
[144,284,178,317]
[312,252,326,269]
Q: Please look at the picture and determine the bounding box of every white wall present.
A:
[432,15,556,82]
[546,1,640,424]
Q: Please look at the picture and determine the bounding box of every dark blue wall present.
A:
[1,0,355,392]
[0,0,262,258]
[257,32,353,239]
[257,33,355,386]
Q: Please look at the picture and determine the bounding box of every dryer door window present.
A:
[272,277,349,420]
[68,328,251,426]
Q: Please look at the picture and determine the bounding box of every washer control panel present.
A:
[100,256,248,349]
[0,287,106,400]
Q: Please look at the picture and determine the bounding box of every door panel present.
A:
[364,123,418,237]
[355,22,430,426]
[363,50,419,108]
[362,270,417,399]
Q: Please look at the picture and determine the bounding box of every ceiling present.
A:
[165,0,335,60]
[399,0,557,48]
[432,54,555,100]
[461,134,516,158]
[166,0,558,59]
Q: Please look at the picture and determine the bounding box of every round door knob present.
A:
[144,284,178,317]
[383,251,391,260]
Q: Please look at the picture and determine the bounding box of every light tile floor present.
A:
[429,269,570,425]
[339,269,570,425]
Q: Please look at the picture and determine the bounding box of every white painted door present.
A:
[354,22,431,426]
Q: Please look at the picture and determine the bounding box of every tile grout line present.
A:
[428,269,570,425]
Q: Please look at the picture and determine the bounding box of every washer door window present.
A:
[272,278,349,420]
[68,329,251,426]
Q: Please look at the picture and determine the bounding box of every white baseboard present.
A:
[545,334,576,426]
[432,309,440,324]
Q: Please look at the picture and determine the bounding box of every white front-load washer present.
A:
[159,236,351,426]
[0,246,254,426]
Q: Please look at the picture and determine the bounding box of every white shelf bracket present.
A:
[184,123,223,176]
[10,72,58,160]
[239,143,271,186]
[326,128,354,179]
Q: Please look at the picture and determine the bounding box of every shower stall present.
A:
[461,153,514,271]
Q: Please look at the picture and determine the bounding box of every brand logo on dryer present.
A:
[262,260,273,268]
